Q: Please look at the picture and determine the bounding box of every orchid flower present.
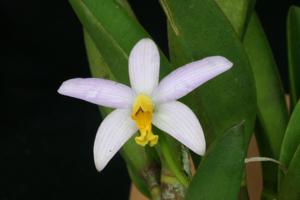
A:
[58,38,233,171]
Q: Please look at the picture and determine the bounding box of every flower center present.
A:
[131,94,158,147]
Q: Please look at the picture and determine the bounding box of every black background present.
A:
[1,0,299,199]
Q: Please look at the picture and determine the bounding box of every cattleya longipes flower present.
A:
[58,38,233,171]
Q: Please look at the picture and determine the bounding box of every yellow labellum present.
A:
[131,94,158,147]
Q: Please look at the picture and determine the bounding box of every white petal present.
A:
[152,56,233,103]
[129,38,160,95]
[93,109,137,171]
[153,101,206,155]
[58,78,134,108]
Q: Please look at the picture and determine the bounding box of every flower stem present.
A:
[141,165,161,200]
[150,186,161,200]
[160,168,185,200]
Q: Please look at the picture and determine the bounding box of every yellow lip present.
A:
[131,94,158,147]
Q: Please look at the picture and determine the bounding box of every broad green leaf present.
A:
[162,0,256,146]
[186,122,246,200]
[279,100,300,183]
[288,6,300,109]
[70,0,189,187]
[278,145,300,200]
[243,14,289,194]
[214,0,256,38]
[70,0,172,81]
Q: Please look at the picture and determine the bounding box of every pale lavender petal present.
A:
[152,56,233,103]
[129,38,160,95]
[58,78,134,108]
[93,109,137,171]
[153,101,206,155]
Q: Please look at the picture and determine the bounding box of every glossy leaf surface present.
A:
[186,123,246,200]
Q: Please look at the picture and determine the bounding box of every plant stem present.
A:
[160,168,186,200]
[141,165,161,200]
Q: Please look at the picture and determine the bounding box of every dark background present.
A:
[1,0,299,199]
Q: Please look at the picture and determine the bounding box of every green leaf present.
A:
[243,13,289,194]
[278,145,300,200]
[186,122,246,200]
[162,0,256,146]
[214,0,256,38]
[279,100,300,183]
[70,0,189,188]
[70,0,172,81]
[288,6,300,109]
